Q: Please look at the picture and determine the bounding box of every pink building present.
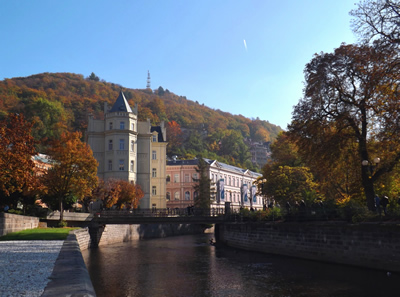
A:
[166,159,199,209]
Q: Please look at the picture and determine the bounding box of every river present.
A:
[82,233,400,297]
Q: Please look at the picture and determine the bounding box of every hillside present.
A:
[0,72,282,170]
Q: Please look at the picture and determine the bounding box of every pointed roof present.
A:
[109,91,132,113]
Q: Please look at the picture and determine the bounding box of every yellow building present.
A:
[87,91,167,209]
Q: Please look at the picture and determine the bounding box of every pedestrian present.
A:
[381,196,389,216]
[375,195,381,215]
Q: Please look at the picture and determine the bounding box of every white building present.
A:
[166,157,263,211]
[87,91,167,209]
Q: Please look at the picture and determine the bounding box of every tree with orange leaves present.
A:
[93,179,144,209]
[166,120,183,155]
[41,131,98,222]
[0,113,38,204]
[116,180,144,209]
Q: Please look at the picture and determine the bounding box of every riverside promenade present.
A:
[0,234,96,297]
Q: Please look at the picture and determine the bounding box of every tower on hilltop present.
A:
[146,70,151,89]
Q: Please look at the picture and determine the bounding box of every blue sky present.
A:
[0,0,357,129]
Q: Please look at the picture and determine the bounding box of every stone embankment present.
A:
[0,212,39,236]
[217,221,400,272]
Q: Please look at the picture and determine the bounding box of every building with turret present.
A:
[87,91,167,209]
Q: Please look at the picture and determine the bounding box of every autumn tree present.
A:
[115,180,144,209]
[166,120,183,155]
[351,0,400,44]
[0,113,40,207]
[92,179,121,209]
[289,43,400,211]
[41,131,98,222]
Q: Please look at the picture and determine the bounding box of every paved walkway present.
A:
[0,240,63,297]
[0,234,96,297]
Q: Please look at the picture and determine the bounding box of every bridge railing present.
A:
[95,207,227,219]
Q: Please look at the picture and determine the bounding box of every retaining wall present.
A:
[217,221,400,272]
[0,213,39,236]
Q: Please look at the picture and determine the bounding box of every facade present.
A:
[32,153,52,176]
[87,91,167,209]
[248,141,271,167]
[166,158,263,211]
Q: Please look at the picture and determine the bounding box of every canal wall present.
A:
[42,232,96,297]
[0,213,39,236]
[217,221,400,272]
[77,223,206,248]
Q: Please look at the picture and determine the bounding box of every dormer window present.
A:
[152,134,157,142]
[120,121,125,130]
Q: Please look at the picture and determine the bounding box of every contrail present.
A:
[243,39,247,51]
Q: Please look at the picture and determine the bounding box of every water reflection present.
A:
[82,234,400,297]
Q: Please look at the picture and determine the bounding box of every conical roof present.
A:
[109,91,133,113]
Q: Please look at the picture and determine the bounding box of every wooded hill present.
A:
[0,72,282,171]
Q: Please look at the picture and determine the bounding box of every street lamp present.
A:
[258,178,267,211]
[362,157,380,175]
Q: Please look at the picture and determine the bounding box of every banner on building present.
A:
[251,185,257,207]
[217,179,225,203]
[242,184,248,204]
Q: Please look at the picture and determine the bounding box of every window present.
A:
[166,192,171,201]
[119,139,125,150]
[192,173,198,180]
[185,191,190,200]
[131,140,134,152]
[109,122,113,130]
[152,134,157,142]
[194,191,198,199]
[152,186,157,196]
[174,192,180,200]
[130,160,134,172]
[152,150,157,160]
[184,174,190,183]
[131,123,135,131]
[229,176,231,186]
[119,159,124,171]
[152,168,157,178]
[174,174,179,183]
[120,121,125,130]
[166,175,171,183]
[108,160,112,171]
[108,140,113,150]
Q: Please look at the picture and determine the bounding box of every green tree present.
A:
[88,72,100,81]
[193,158,213,211]
[264,166,320,206]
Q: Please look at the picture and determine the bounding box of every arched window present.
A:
[166,175,171,183]
[166,192,171,201]
[174,192,180,200]
[185,191,190,200]
[130,160,134,172]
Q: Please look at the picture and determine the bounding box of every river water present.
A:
[82,233,400,297]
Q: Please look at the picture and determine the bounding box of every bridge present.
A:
[92,207,235,225]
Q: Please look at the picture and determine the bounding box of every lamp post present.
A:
[362,157,380,211]
[258,179,267,211]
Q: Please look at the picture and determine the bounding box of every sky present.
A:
[0,0,358,129]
